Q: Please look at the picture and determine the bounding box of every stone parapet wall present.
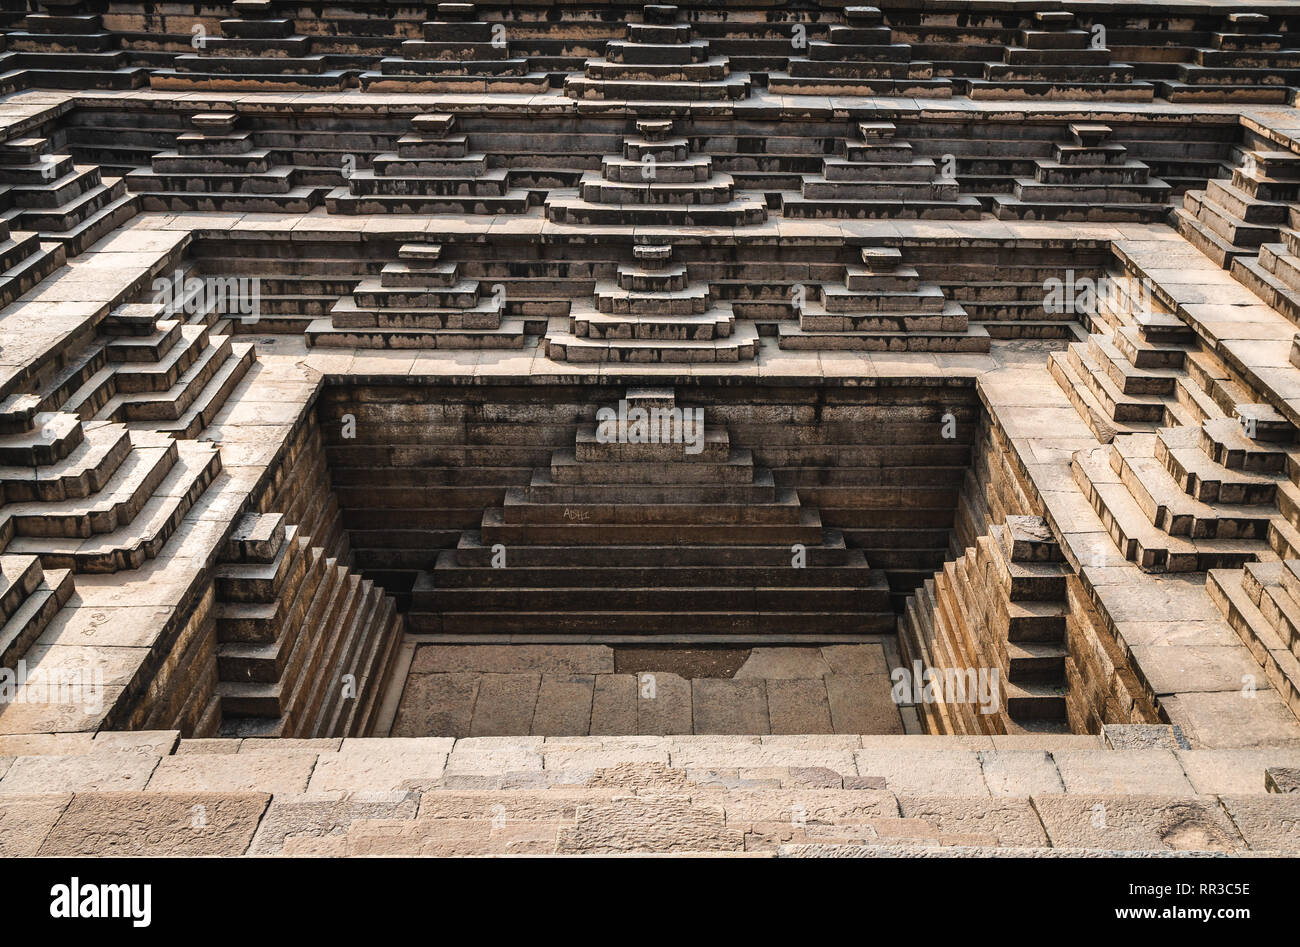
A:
[0,730,1297,856]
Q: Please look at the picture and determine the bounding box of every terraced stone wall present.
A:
[316,379,981,613]
[901,384,1161,735]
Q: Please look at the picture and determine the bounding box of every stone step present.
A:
[0,411,83,467]
[416,607,894,637]
[548,447,754,485]
[0,420,131,504]
[7,438,222,573]
[573,424,730,463]
[413,578,891,614]
[1112,434,1273,539]
[1200,417,1289,472]
[451,527,857,568]
[1241,560,1300,654]
[776,321,990,353]
[477,505,825,546]
[106,335,239,423]
[1206,567,1300,719]
[571,307,735,342]
[544,323,759,363]
[1065,342,1167,423]
[1113,325,1189,370]
[545,193,766,227]
[0,562,73,669]
[305,316,526,350]
[797,299,967,334]
[500,488,806,526]
[1155,425,1279,505]
[1072,444,1261,573]
[1087,333,1180,396]
[430,552,874,588]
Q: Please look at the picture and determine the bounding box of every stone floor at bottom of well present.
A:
[384,643,910,738]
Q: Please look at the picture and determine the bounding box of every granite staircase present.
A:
[1161,13,1300,104]
[766,5,950,98]
[544,243,758,364]
[781,121,980,220]
[0,210,64,311]
[899,516,1071,735]
[0,549,74,673]
[326,112,529,216]
[151,0,351,92]
[307,240,527,350]
[408,387,895,637]
[1237,227,1300,327]
[3,0,148,89]
[1052,281,1300,573]
[991,123,1173,223]
[1175,148,1300,269]
[1208,559,1300,725]
[361,1,548,94]
[126,110,328,214]
[215,512,403,738]
[0,385,221,574]
[43,266,256,434]
[966,11,1154,101]
[564,4,750,102]
[0,134,138,257]
[545,118,767,228]
[776,245,990,354]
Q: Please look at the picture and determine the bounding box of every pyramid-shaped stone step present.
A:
[1111,433,1273,539]
[548,446,757,484]
[623,136,690,162]
[615,262,689,292]
[377,260,460,289]
[573,422,729,463]
[1200,417,1290,472]
[6,437,222,573]
[2,430,176,539]
[0,420,131,504]
[593,279,711,315]
[0,557,73,670]
[1071,443,1262,572]
[431,545,872,587]
[1155,425,1279,505]
[570,305,735,342]
[396,133,469,160]
[477,503,825,547]
[352,278,481,310]
[329,298,504,331]
[501,484,807,526]
[450,527,866,567]
[0,411,83,467]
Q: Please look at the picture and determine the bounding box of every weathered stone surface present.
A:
[146,750,318,794]
[1032,794,1244,852]
[39,792,270,856]
[307,739,454,792]
[1218,794,1300,851]
[250,790,421,855]
[0,752,158,794]
[856,749,987,795]
[557,795,744,853]
[0,793,73,856]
